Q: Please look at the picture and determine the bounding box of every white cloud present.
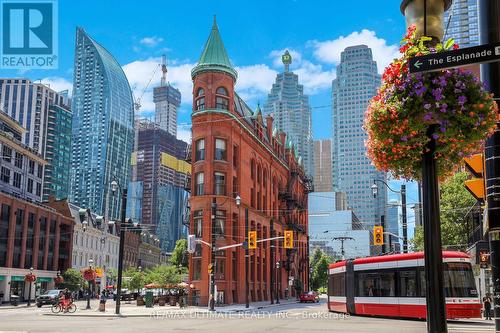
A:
[177,124,192,143]
[294,61,336,94]
[235,64,277,101]
[40,77,73,95]
[269,48,303,68]
[122,57,194,115]
[139,36,164,47]
[310,29,399,72]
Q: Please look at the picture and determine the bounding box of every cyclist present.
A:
[59,288,72,312]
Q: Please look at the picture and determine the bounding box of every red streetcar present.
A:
[327,251,481,319]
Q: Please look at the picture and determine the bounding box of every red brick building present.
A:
[188,19,312,305]
[0,193,74,302]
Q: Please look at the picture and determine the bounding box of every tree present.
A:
[59,268,85,292]
[170,239,188,267]
[107,268,117,285]
[412,171,476,251]
[144,265,182,285]
[310,248,332,291]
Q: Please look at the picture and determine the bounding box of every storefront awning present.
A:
[11,276,25,282]
[0,275,5,281]
[37,277,52,282]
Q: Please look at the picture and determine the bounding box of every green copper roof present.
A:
[253,103,262,119]
[191,17,237,80]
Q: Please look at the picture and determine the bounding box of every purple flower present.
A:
[432,133,439,140]
[424,103,432,110]
[454,88,462,94]
[432,88,443,101]
[439,77,447,87]
[423,113,433,121]
[401,136,408,142]
[458,95,467,105]
[440,126,446,133]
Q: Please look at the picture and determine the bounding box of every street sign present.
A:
[409,42,500,73]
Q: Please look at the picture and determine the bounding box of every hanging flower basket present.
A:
[364,25,498,180]
[24,274,36,283]
[82,268,96,281]
[54,276,64,285]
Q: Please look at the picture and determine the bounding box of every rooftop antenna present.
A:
[160,54,168,86]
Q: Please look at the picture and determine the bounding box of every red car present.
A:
[299,291,320,303]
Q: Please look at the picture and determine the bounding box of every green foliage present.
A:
[107,268,117,284]
[412,171,476,251]
[310,248,332,291]
[170,239,188,267]
[59,268,85,292]
[144,265,182,285]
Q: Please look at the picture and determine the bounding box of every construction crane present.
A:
[132,57,163,112]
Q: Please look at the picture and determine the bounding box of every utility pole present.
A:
[210,198,217,311]
[245,208,249,308]
[480,0,500,330]
[332,237,355,260]
[401,184,408,253]
[269,219,274,304]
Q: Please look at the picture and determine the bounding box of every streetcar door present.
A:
[346,260,355,314]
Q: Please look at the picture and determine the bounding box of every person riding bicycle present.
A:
[59,288,72,312]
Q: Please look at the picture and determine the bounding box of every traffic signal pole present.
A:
[480,0,500,329]
[245,208,249,309]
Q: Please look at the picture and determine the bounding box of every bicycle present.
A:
[51,301,77,314]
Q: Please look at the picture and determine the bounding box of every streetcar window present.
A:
[379,271,396,297]
[444,262,477,298]
[357,271,395,297]
[419,270,426,297]
[399,270,417,297]
[332,273,345,296]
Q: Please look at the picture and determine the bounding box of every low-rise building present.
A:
[0,193,74,303]
[138,230,162,269]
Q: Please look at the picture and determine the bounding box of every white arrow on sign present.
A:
[414,60,423,69]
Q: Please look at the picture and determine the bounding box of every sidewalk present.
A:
[42,298,299,317]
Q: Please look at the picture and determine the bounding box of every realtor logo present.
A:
[1,0,58,69]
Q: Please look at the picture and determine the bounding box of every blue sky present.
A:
[0,0,418,237]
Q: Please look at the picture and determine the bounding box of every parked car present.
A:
[113,289,131,301]
[299,291,320,303]
[36,289,62,307]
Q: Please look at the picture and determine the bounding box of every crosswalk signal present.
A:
[479,250,489,269]
[373,226,384,246]
[284,230,293,249]
[248,231,257,249]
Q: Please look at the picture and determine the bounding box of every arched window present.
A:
[195,88,205,111]
[216,87,228,96]
[215,86,229,110]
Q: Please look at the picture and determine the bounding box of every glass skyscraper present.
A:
[69,27,134,219]
[263,51,314,177]
[443,0,479,48]
[331,45,386,241]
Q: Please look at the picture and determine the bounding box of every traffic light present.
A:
[479,250,489,269]
[284,230,293,249]
[208,263,213,274]
[373,226,384,246]
[464,153,485,201]
[248,231,257,249]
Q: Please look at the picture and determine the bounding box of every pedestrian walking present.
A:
[483,294,492,320]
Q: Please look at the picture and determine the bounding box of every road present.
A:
[0,298,493,333]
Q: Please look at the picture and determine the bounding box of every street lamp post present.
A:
[27,267,33,307]
[87,259,93,310]
[371,180,408,253]
[112,179,128,315]
[275,261,280,304]
[400,1,451,332]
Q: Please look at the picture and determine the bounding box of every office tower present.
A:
[130,119,189,252]
[69,27,134,219]
[443,0,479,48]
[313,139,333,192]
[387,199,401,252]
[0,78,71,202]
[263,50,314,177]
[331,45,387,239]
[153,55,181,137]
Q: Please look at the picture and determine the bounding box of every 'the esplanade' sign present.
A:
[409,42,500,73]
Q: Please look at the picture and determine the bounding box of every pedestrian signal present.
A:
[479,250,489,269]
[284,230,293,249]
[208,263,213,274]
[373,226,384,246]
[248,231,257,249]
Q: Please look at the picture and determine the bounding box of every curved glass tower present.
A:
[70,27,134,219]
